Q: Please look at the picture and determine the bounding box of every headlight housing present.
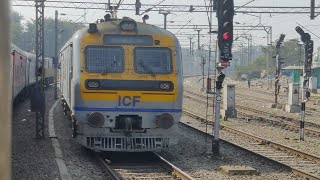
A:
[155,113,174,129]
[120,19,137,31]
[159,82,173,91]
[88,112,105,128]
[86,80,100,89]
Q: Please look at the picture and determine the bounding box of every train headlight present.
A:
[120,19,137,31]
[87,80,100,88]
[88,112,105,128]
[159,82,171,90]
[155,113,174,129]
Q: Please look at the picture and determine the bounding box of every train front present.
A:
[74,18,183,151]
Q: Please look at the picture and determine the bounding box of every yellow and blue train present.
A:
[60,17,183,151]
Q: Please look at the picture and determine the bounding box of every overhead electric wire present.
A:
[174,19,192,34]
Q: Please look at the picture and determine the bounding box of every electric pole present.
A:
[159,11,170,30]
[196,29,202,50]
[54,10,58,100]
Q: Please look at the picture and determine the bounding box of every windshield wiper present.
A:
[139,61,155,76]
[104,55,118,74]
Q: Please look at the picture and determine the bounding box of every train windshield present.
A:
[85,46,124,73]
[134,47,172,74]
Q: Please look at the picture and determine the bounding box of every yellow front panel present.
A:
[80,32,178,102]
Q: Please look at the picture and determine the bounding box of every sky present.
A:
[10,0,320,50]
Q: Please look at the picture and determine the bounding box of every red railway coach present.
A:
[10,44,54,104]
[11,44,28,103]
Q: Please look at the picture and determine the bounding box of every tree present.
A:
[10,12,24,48]
[10,11,85,56]
[236,38,306,79]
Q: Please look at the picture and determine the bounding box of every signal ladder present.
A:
[204,75,216,152]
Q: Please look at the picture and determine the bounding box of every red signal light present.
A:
[223,32,230,41]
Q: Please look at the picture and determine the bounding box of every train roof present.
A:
[96,19,175,36]
[61,18,178,51]
[11,44,26,55]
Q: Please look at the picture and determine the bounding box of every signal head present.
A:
[223,32,230,41]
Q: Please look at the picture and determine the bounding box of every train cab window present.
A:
[85,46,124,73]
[134,47,172,74]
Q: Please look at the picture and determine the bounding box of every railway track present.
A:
[184,89,320,136]
[182,110,320,180]
[97,152,194,180]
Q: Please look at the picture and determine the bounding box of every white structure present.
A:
[221,84,237,119]
[285,83,300,113]
[309,77,318,93]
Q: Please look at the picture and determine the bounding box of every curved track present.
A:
[97,152,194,180]
[182,110,320,180]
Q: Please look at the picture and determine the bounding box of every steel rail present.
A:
[97,154,121,180]
[154,152,195,180]
[236,108,320,137]
[184,88,320,128]
[182,110,320,180]
[97,152,194,180]
[184,90,320,137]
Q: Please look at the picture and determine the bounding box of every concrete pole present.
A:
[213,69,223,155]
[266,33,270,88]
[189,37,192,55]
[54,10,58,99]
[247,37,250,64]
[0,0,11,179]
[159,11,170,30]
[196,29,202,51]
[212,40,222,155]
[163,13,168,30]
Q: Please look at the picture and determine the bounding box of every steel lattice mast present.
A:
[33,0,46,139]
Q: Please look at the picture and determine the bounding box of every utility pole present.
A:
[311,0,315,20]
[54,10,58,100]
[196,29,202,50]
[266,34,270,88]
[247,37,250,64]
[296,26,313,141]
[201,56,206,89]
[189,36,193,55]
[159,11,170,30]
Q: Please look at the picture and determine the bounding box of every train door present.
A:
[22,55,27,88]
[11,51,15,99]
[69,45,73,104]
[27,58,30,85]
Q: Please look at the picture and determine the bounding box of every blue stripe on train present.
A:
[73,107,182,113]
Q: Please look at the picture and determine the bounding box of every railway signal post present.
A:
[274,34,285,105]
[213,0,234,155]
[295,26,313,141]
